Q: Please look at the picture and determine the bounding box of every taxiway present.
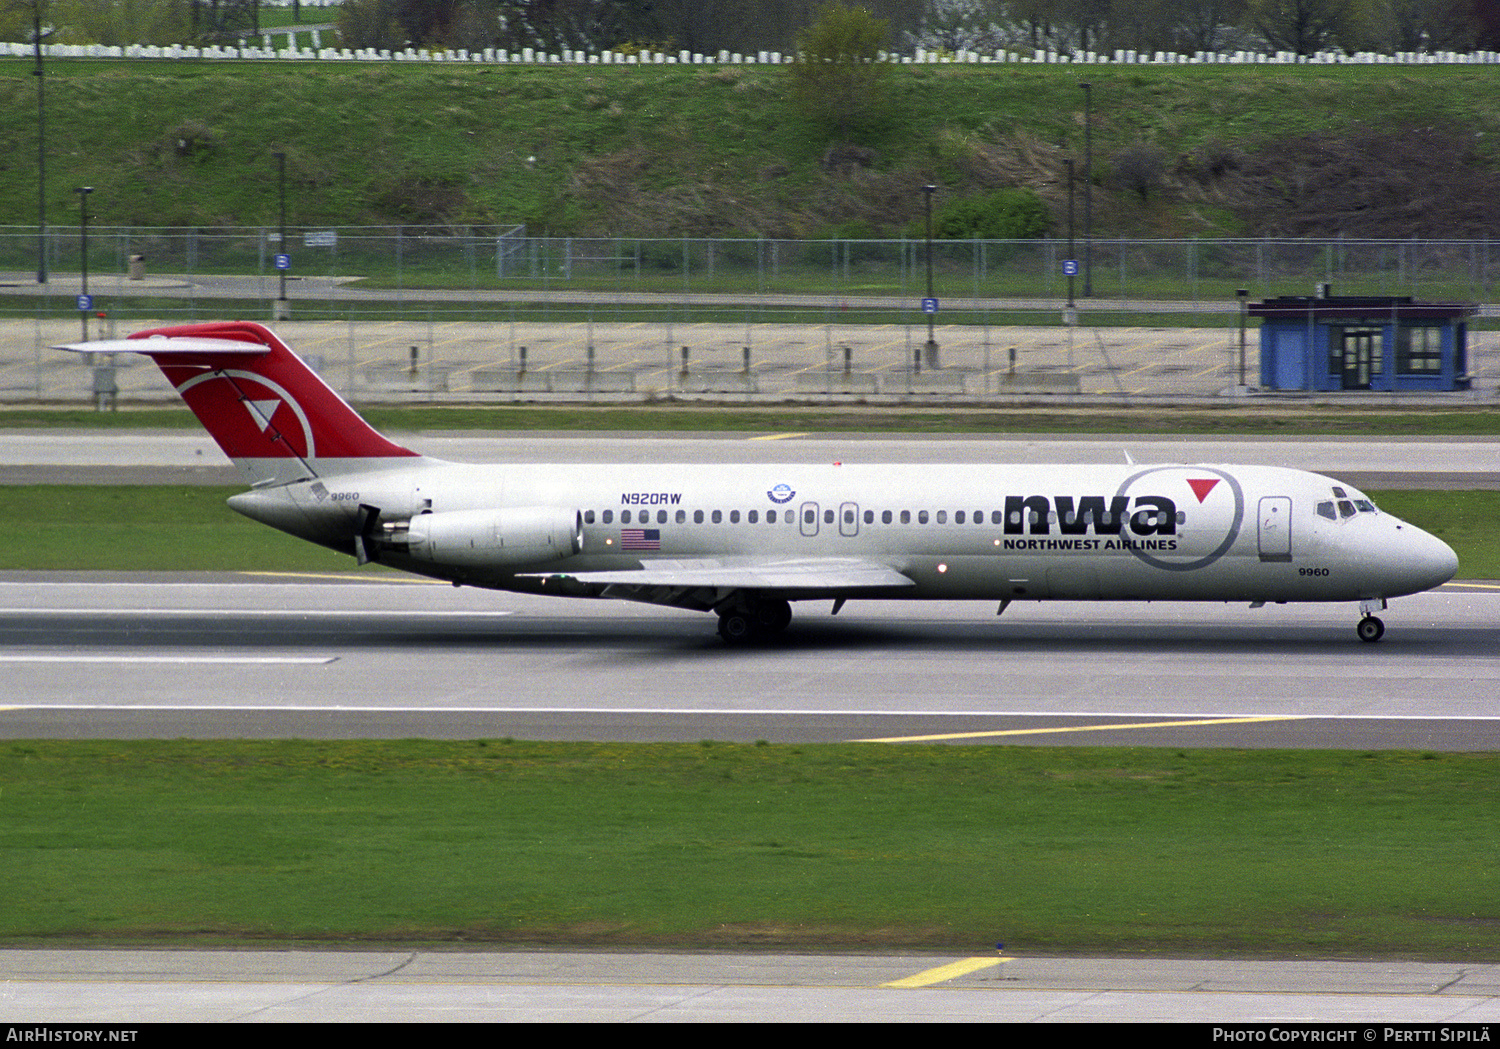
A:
[2,575,1496,748]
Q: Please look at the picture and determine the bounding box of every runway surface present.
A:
[5,432,1497,1022]
[4,949,1500,1023]
[3,574,1497,748]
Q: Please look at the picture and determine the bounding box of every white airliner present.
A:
[58,321,1458,644]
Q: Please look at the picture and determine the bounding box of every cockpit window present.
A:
[1321,495,1379,521]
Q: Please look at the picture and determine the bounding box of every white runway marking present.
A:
[0,607,512,617]
[6,704,1500,721]
[0,655,336,665]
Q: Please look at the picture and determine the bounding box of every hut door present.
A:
[1336,327,1380,390]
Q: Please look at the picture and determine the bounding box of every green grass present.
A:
[3,60,1500,240]
[0,485,369,572]
[3,484,1495,578]
[5,60,1500,307]
[1,740,1496,955]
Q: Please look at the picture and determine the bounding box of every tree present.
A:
[336,0,405,49]
[1373,0,1481,51]
[490,0,657,51]
[1245,0,1353,54]
[0,0,38,44]
[1169,0,1249,52]
[25,0,194,45]
[1000,0,1077,51]
[908,0,1005,51]
[788,2,891,139]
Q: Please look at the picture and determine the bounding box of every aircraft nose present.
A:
[1396,523,1458,594]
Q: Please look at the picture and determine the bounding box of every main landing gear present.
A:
[717,598,793,644]
[1356,598,1388,643]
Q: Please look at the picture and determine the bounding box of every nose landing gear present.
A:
[1356,598,1388,643]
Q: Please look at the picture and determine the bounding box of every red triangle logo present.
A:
[1187,478,1220,503]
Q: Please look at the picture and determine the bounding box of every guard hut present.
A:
[1249,291,1477,392]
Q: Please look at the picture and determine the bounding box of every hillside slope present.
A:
[2,61,1498,238]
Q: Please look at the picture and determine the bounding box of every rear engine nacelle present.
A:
[404,507,581,567]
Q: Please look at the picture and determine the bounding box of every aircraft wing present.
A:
[531,557,915,593]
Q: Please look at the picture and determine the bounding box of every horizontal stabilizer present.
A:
[52,337,270,357]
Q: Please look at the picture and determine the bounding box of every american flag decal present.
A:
[620,528,661,551]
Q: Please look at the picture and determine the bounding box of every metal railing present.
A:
[3,229,1498,310]
[5,229,1495,404]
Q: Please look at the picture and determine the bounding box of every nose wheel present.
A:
[1356,598,1388,643]
[1356,616,1385,643]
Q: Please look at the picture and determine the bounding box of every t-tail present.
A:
[54,322,421,487]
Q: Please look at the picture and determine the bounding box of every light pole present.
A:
[1237,288,1249,388]
[76,186,93,341]
[1080,81,1093,298]
[922,183,939,371]
[31,3,51,284]
[274,151,288,315]
[1065,159,1076,318]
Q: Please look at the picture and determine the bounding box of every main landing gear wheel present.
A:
[1356,616,1385,643]
[718,612,755,644]
[717,599,793,645]
[755,598,793,635]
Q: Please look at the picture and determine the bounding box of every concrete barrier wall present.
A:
[2,40,1495,67]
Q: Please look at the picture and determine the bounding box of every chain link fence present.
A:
[3,228,1495,403]
[5,227,1500,306]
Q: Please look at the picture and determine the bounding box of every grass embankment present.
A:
[1,740,1495,956]
[4,484,1496,577]
[2,60,1498,242]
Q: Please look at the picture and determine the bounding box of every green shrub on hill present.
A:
[929,187,1052,239]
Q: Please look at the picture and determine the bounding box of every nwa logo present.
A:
[1002,471,1244,572]
[1003,493,1178,536]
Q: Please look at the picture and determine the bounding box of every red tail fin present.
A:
[124,322,416,469]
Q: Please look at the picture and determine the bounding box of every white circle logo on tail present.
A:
[176,370,316,459]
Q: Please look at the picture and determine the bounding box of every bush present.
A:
[930,188,1051,240]
[787,3,891,139]
[1110,144,1169,203]
[336,0,405,51]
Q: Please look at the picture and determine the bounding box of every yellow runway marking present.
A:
[854,715,1304,744]
[1442,581,1500,590]
[750,432,809,441]
[238,571,444,584]
[882,957,1009,988]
